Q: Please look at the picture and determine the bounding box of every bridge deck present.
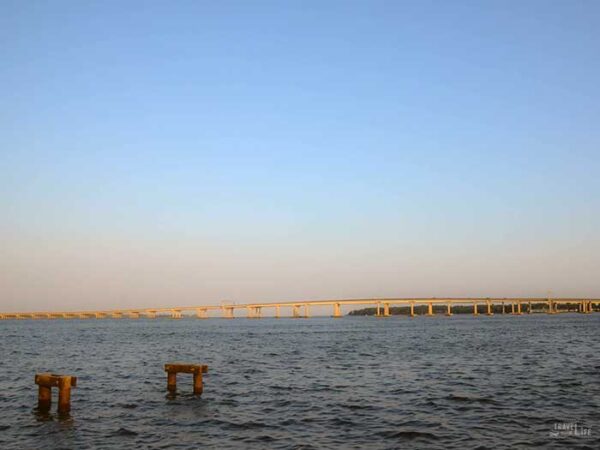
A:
[0,298,598,320]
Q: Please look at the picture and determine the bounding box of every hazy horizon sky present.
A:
[2,1,599,312]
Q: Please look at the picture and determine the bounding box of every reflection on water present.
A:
[0,315,599,449]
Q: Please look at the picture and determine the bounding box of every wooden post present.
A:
[193,372,203,395]
[38,385,51,412]
[57,377,73,414]
[167,372,177,393]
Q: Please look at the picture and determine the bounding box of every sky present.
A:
[1,1,599,312]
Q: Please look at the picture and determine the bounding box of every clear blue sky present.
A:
[1,1,599,311]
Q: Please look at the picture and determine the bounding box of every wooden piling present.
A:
[38,385,51,412]
[167,371,177,393]
[193,372,203,395]
[57,377,73,414]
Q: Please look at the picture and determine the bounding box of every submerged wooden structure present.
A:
[35,373,77,414]
[165,363,208,395]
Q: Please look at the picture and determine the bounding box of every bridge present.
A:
[0,297,598,320]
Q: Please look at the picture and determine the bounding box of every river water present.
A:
[0,314,598,449]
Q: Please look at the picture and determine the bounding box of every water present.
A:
[0,315,598,449]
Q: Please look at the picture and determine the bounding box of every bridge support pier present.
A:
[333,303,342,318]
[303,304,310,318]
[502,302,505,314]
[275,305,281,318]
[486,301,493,316]
[473,303,479,316]
[383,303,390,317]
[427,302,433,316]
[446,304,453,316]
[517,302,522,315]
[195,309,208,319]
[410,302,415,318]
[528,302,532,314]
[292,305,301,318]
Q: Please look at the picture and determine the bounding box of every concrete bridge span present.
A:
[0,297,598,320]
